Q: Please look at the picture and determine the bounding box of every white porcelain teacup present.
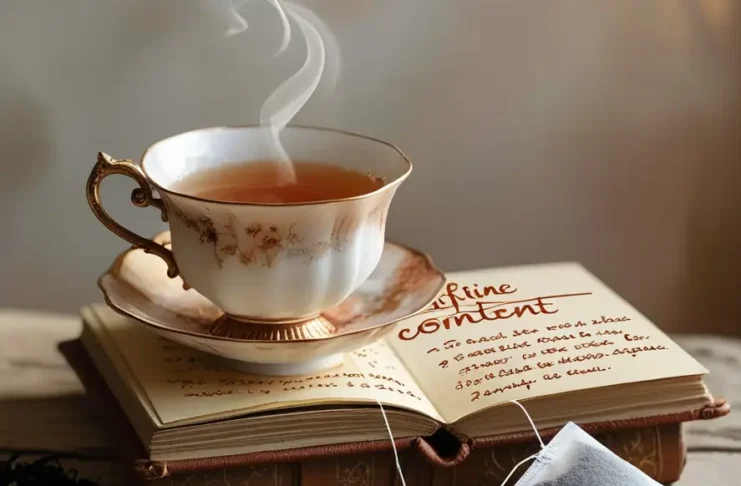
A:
[87,126,411,334]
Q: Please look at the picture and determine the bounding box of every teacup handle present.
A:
[86,152,180,278]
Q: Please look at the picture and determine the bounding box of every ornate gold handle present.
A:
[87,152,180,278]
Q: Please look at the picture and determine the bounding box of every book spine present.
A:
[143,423,683,485]
[135,463,300,485]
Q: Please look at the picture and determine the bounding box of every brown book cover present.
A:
[59,339,729,485]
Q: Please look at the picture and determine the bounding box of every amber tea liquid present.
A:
[173,161,384,204]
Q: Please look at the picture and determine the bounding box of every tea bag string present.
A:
[500,400,544,486]
[511,399,545,448]
[374,396,407,486]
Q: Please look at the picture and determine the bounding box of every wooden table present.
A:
[1,310,740,484]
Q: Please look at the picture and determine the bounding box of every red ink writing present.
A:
[537,334,577,343]
[612,345,667,357]
[470,379,537,402]
[558,353,607,364]
[624,334,649,342]
[397,285,592,341]
[499,341,531,352]
[541,347,568,355]
[592,315,631,325]
[458,356,513,375]
[467,333,507,344]
[453,347,501,362]
[574,340,613,350]
[431,281,517,314]
[567,366,611,376]
[184,390,237,397]
[543,373,562,380]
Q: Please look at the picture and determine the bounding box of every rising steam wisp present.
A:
[208,0,340,184]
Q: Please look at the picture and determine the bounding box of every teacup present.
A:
[87,126,411,336]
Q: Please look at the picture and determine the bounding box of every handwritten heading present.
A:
[397,281,592,341]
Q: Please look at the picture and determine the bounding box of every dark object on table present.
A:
[0,454,99,486]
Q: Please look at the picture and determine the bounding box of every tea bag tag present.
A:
[512,422,663,485]
[500,401,663,486]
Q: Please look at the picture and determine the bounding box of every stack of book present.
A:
[62,263,729,485]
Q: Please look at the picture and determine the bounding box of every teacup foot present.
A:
[213,353,345,376]
[208,314,336,340]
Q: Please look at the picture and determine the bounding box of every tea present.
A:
[173,161,384,204]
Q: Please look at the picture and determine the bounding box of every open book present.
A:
[79,262,710,462]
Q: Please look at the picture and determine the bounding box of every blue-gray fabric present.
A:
[514,422,661,486]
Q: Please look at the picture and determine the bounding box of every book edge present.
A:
[58,337,727,481]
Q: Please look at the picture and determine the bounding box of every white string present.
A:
[500,452,538,486]
[509,399,545,449]
[499,400,545,486]
[375,397,407,486]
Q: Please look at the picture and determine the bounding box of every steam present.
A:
[207,0,341,183]
[214,0,291,55]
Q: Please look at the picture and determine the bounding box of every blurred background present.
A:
[0,0,738,334]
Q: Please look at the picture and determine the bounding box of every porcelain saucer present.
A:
[97,231,445,375]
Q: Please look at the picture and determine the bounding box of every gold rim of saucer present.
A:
[96,238,446,344]
[139,125,413,208]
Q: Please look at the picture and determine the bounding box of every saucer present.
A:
[98,231,445,375]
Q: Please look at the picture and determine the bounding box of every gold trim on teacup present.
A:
[139,125,413,207]
[96,236,446,344]
[227,313,324,324]
[209,314,337,340]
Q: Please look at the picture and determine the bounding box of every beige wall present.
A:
[0,0,738,334]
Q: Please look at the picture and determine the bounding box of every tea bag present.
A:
[512,421,662,486]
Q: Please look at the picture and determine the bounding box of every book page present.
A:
[387,263,708,424]
[90,307,442,426]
